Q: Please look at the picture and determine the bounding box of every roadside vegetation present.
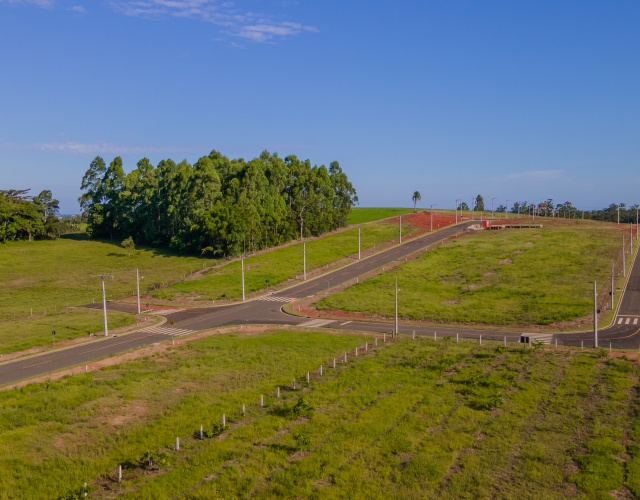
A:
[318,220,632,327]
[0,309,136,355]
[153,219,412,301]
[347,207,414,224]
[1,329,639,499]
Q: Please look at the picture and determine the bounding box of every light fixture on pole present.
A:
[430,204,437,231]
[395,277,399,337]
[99,274,114,336]
[136,269,143,314]
[358,226,361,260]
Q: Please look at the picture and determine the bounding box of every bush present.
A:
[204,422,225,438]
[293,396,315,418]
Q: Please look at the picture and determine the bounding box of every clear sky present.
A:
[1,1,639,214]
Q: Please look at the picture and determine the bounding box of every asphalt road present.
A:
[2,222,639,386]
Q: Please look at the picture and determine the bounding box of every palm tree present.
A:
[412,191,421,212]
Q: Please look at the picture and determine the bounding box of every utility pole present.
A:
[505,200,510,219]
[430,204,436,231]
[241,258,245,301]
[99,274,114,337]
[455,199,461,223]
[617,205,620,225]
[136,268,141,314]
[492,198,496,218]
[399,215,402,243]
[358,226,361,260]
[623,236,626,277]
[611,261,614,309]
[395,277,398,337]
[471,199,475,220]
[303,241,306,280]
[594,281,598,348]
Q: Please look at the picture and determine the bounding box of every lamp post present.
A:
[430,204,437,231]
[505,200,510,219]
[594,281,598,348]
[358,226,361,260]
[303,241,306,281]
[99,274,114,336]
[136,269,143,314]
[492,198,496,218]
[395,278,399,336]
[241,258,245,301]
[399,215,402,243]
[455,199,461,223]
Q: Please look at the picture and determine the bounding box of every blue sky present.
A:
[1,1,639,213]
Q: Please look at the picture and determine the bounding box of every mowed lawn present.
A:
[0,309,136,355]
[1,329,639,499]
[319,220,631,326]
[155,220,411,301]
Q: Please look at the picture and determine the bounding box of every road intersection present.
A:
[1,221,638,386]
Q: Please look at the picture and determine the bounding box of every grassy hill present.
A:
[318,220,633,327]
[0,328,637,498]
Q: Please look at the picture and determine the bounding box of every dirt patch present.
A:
[288,450,309,462]
[110,400,147,426]
[483,271,496,276]
[440,300,459,305]
[498,259,512,265]
[463,284,481,291]
[389,210,460,231]
[512,250,523,254]
[525,242,534,246]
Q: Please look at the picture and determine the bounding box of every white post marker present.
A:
[242,404,246,415]
[581,340,584,351]
[355,347,358,357]
[365,342,368,351]
[293,379,296,390]
[479,335,482,345]
[344,353,348,363]
[303,241,307,281]
[119,465,122,483]
[176,437,180,451]
[412,330,415,340]
[383,332,386,343]
[399,214,402,243]
[456,333,459,343]
[307,371,310,382]
[333,357,336,368]
[260,395,264,407]
[375,337,378,346]
[320,365,323,376]
[222,414,226,428]
[610,342,612,353]
[277,387,280,398]
[434,331,437,341]
[200,425,203,439]
[555,339,558,348]
[504,336,506,347]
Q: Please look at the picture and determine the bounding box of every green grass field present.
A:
[1,329,638,499]
[154,220,411,301]
[0,235,205,322]
[0,309,136,355]
[347,207,415,224]
[318,220,630,326]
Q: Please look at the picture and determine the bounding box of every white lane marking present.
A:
[340,321,352,325]
[257,296,296,303]
[618,318,624,324]
[521,333,554,344]
[151,309,185,315]
[626,318,631,325]
[299,319,335,328]
[635,318,639,325]
[138,326,195,337]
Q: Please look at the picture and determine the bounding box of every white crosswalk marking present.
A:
[521,333,554,344]
[257,296,296,303]
[626,318,631,325]
[299,319,334,328]
[635,318,638,325]
[150,309,185,315]
[618,318,624,324]
[139,325,195,337]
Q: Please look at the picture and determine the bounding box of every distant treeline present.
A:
[0,189,78,242]
[79,150,358,257]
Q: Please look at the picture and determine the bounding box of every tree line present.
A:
[79,150,358,257]
[0,189,74,242]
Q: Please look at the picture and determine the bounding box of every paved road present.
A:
[1,223,639,386]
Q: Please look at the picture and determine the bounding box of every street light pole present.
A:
[99,274,114,337]
[492,198,496,218]
[136,268,141,314]
[399,215,402,243]
[611,261,614,309]
[623,236,626,278]
[430,204,436,231]
[455,199,461,224]
[358,226,361,260]
[241,258,245,301]
[303,241,306,281]
[505,200,510,219]
[594,281,598,348]
[395,277,398,336]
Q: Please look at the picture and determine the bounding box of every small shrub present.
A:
[293,396,315,418]
[57,484,90,500]
[293,430,312,450]
[495,346,506,354]
[204,422,225,438]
